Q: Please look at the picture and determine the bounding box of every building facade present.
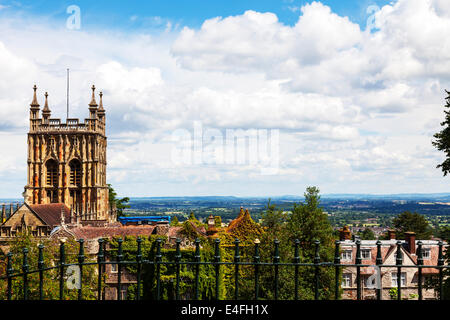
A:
[339,228,444,300]
[23,85,110,221]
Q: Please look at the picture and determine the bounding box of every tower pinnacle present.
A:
[30,85,40,108]
[89,85,98,107]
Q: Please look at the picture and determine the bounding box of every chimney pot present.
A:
[388,229,396,240]
[405,231,416,254]
[339,226,352,241]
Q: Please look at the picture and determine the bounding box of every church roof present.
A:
[29,203,71,228]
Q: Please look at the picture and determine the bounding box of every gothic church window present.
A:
[46,159,58,187]
[70,159,82,186]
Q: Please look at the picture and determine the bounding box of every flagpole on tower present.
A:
[67,68,70,120]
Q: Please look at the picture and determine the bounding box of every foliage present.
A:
[358,228,376,240]
[214,216,222,228]
[261,199,287,236]
[179,221,206,241]
[254,187,340,300]
[108,184,130,218]
[107,236,224,300]
[392,211,433,240]
[0,232,100,300]
[170,216,180,227]
[389,287,398,300]
[432,90,450,176]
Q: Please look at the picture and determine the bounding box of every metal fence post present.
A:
[438,241,444,300]
[417,241,423,301]
[355,239,361,300]
[59,239,66,300]
[136,237,143,301]
[117,238,123,301]
[175,238,181,301]
[334,240,340,300]
[97,238,104,300]
[6,252,13,300]
[234,238,240,300]
[38,244,44,300]
[22,248,29,300]
[214,238,221,300]
[376,240,382,300]
[396,240,403,301]
[314,240,320,300]
[273,239,280,300]
[194,238,201,300]
[294,239,300,300]
[77,239,85,300]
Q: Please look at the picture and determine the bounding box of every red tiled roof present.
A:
[168,226,183,238]
[29,203,71,228]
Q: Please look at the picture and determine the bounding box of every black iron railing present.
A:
[0,238,448,300]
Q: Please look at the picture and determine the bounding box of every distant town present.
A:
[4,193,450,237]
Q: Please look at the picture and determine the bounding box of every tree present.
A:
[257,187,339,300]
[188,211,196,221]
[108,184,130,218]
[214,216,222,228]
[432,90,450,176]
[358,228,376,240]
[170,216,180,226]
[392,211,433,240]
[261,198,287,237]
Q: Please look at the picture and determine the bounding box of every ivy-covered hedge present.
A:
[107,236,226,300]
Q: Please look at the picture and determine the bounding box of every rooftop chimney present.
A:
[339,226,352,241]
[388,229,396,240]
[404,232,416,254]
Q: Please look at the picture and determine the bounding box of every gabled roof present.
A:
[1,202,48,227]
[29,203,71,228]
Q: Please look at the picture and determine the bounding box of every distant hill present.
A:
[3,193,450,203]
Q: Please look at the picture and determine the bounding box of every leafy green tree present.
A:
[170,216,180,226]
[256,187,339,300]
[214,216,222,228]
[358,228,376,240]
[432,90,450,176]
[108,184,130,218]
[392,211,433,240]
[261,198,287,237]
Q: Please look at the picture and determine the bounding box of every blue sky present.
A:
[0,0,450,198]
[1,0,394,30]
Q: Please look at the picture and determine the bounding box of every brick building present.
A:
[339,227,445,300]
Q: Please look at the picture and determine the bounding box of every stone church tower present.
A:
[24,85,111,221]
